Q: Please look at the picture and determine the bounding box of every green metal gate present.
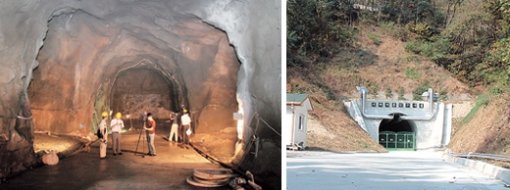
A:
[379,131,416,150]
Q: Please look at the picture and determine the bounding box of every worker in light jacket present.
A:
[181,109,192,145]
[110,112,125,156]
[98,112,108,159]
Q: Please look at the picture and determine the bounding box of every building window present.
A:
[298,114,304,131]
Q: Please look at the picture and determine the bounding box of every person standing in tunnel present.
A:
[110,112,125,156]
[98,112,108,159]
[168,112,179,143]
[144,113,157,156]
[181,109,192,145]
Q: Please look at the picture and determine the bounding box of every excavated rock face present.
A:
[0,0,280,188]
[28,10,238,137]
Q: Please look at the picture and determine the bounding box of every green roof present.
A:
[287,93,308,104]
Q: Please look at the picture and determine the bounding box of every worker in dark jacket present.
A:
[144,113,157,156]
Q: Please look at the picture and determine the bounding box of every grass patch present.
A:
[462,94,491,124]
[367,33,382,46]
[405,37,449,61]
[405,67,420,80]
[380,21,408,41]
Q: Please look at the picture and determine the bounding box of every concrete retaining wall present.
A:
[446,155,510,184]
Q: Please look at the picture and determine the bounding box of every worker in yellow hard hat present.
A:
[98,111,109,159]
[110,112,125,156]
[101,111,109,118]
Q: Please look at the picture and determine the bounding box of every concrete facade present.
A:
[345,87,452,149]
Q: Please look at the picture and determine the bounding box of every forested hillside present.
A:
[287,0,510,152]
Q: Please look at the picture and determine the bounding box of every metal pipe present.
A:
[357,86,392,119]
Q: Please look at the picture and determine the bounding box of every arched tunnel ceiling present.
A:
[0,0,280,188]
[29,8,239,135]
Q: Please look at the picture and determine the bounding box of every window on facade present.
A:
[298,114,304,130]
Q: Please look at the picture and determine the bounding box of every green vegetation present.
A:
[404,67,420,80]
[385,88,393,99]
[367,33,383,45]
[287,0,510,97]
[462,94,491,124]
[287,0,356,67]
[403,0,510,90]
[368,83,380,98]
[398,87,406,100]
[439,89,448,101]
[412,80,431,100]
[405,37,449,62]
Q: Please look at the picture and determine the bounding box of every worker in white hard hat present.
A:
[110,112,125,156]
[98,111,108,159]
[180,109,192,145]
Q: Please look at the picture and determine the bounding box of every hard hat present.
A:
[101,112,108,117]
[115,112,122,119]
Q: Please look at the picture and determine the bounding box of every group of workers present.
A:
[97,108,192,159]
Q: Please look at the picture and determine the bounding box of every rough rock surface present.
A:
[41,152,59,166]
[0,0,280,188]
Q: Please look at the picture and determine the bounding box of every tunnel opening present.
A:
[109,66,182,130]
[378,114,416,150]
[27,8,241,165]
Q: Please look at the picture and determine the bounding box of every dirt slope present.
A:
[288,23,470,152]
[449,94,510,154]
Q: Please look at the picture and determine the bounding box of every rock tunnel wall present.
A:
[28,10,239,136]
[0,0,280,188]
[110,68,177,119]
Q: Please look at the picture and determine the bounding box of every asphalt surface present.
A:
[287,151,509,190]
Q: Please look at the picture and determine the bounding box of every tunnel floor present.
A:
[33,133,84,154]
[4,131,229,190]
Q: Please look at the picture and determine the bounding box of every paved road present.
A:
[287,151,508,190]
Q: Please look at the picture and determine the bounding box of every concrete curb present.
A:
[445,155,510,184]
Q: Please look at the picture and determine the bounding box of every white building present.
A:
[285,93,313,150]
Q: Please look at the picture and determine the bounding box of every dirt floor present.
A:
[5,129,232,189]
[33,133,85,154]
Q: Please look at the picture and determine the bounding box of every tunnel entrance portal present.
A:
[378,114,416,150]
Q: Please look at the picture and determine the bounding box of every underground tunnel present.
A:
[1,1,280,189]
[379,114,417,150]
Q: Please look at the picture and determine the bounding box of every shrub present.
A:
[398,87,406,100]
[385,88,393,99]
[412,81,431,100]
[367,33,382,46]
[405,67,420,80]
